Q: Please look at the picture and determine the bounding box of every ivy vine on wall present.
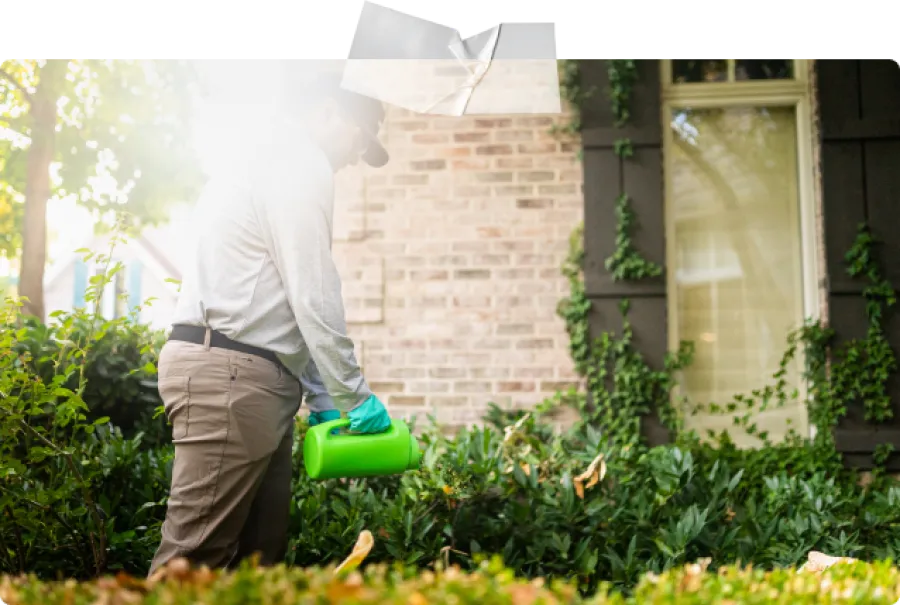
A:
[555,60,898,462]
[555,60,690,447]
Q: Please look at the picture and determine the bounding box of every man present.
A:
[147,67,392,576]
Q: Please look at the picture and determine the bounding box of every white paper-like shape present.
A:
[341,5,561,116]
[494,16,561,61]
[463,59,562,115]
[344,0,459,60]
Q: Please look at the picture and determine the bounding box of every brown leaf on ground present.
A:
[334,530,375,576]
[573,453,607,499]
[799,551,859,573]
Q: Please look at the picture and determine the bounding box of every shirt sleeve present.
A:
[301,358,339,413]
[251,146,372,413]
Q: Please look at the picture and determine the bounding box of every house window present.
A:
[661,60,819,446]
[88,263,129,320]
[671,60,795,84]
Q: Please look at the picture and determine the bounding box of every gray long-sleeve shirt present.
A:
[170,123,372,413]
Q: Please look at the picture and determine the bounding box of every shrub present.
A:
[0,280,171,577]
[7,312,168,448]
[285,412,900,596]
[2,556,900,604]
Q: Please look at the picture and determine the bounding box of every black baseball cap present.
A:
[313,72,389,168]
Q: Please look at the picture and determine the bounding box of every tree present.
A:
[0,60,205,320]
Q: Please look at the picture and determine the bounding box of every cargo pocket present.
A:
[158,375,191,440]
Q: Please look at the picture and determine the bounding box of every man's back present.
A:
[172,132,336,379]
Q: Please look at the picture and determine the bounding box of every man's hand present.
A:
[308,409,341,426]
[309,409,341,435]
[347,394,391,434]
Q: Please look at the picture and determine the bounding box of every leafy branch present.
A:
[0,67,33,104]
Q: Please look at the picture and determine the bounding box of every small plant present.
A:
[0,214,170,578]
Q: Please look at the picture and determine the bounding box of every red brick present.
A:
[452,295,491,307]
[473,338,512,349]
[494,185,535,197]
[496,295,536,308]
[495,268,536,280]
[412,133,450,144]
[475,118,512,128]
[514,367,554,379]
[477,227,509,240]
[454,269,491,280]
[516,198,553,209]
[493,240,534,252]
[497,323,534,336]
[437,146,472,158]
[452,159,491,170]
[517,339,554,350]
[452,241,490,253]
[409,270,449,280]
[411,159,447,171]
[466,172,513,184]
[560,142,578,153]
[432,255,469,266]
[495,157,534,169]
[370,381,405,392]
[470,367,511,379]
[498,381,536,392]
[393,174,429,186]
[430,367,466,379]
[394,121,430,131]
[454,381,492,393]
[515,116,554,127]
[476,144,514,156]
[453,185,492,197]
[519,171,555,183]
[408,381,451,393]
[390,395,427,406]
[409,296,449,308]
[472,254,511,266]
[540,381,580,392]
[388,367,426,378]
[455,132,490,143]
[494,130,534,142]
[518,142,558,154]
[431,396,470,407]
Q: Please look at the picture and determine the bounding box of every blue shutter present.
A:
[72,259,87,309]
[128,260,143,313]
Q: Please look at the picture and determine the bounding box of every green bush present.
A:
[2,265,900,594]
[284,411,900,596]
[0,295,171,581]
[7,312,168,448]
[4,294,900,592]
[2,556,900,604]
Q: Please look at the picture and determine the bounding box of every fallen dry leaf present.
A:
[407,592,428,605]
[573,453,607,500]
[334,530,375,576]
[326,571,365,601]
[799,551,859,573]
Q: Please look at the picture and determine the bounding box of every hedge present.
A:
[3,556,900,604]
[4,301,900,596]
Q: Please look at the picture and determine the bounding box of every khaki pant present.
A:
[148,337,301,577]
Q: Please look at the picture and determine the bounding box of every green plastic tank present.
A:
[303,418,421,480]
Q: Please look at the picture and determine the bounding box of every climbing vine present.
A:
[554,60,690,447]
[555,61,898,460]
[799,224,898,442]
[554,60,593,136]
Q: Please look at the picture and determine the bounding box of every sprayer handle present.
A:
[317,418,351,436]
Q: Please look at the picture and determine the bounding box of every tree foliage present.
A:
[0,59,205,317]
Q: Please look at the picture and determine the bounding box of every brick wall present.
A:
[329,104,584,432]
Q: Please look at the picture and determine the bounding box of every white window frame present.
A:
[660,60,822,441]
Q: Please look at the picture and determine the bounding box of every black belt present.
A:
[168,324,282,367]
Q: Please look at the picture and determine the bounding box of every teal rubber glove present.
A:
[308,409,341,427]
[308,409,341,435]
[347,394,391,434]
